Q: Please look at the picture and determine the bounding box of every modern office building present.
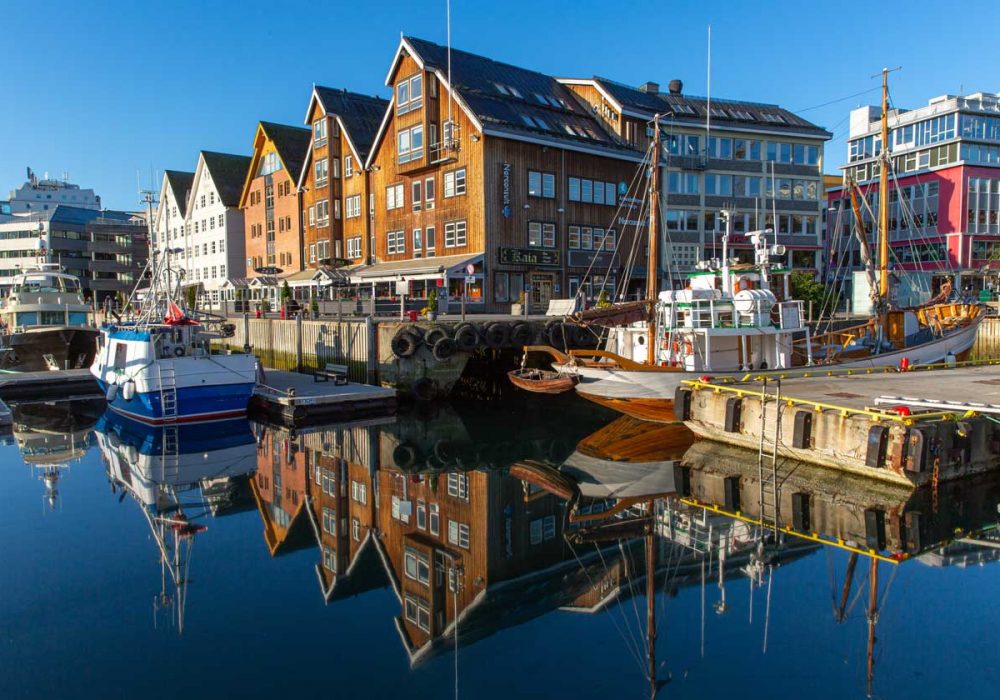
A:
[8,168,101,214]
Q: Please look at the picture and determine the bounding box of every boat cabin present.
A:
[0,265,93,331]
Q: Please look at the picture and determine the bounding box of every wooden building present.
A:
[239,122,312,298]
[348,36,830,313]
[250,424,312,557]
[297,86,388,285]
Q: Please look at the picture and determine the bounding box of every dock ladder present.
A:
[756,377,782,533]
[158,364,178,423]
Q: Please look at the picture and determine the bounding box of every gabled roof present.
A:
[312,86,389,162]
[368,36,638,166]
[200,151,251,208]
[239,121,312,207]
[163,170,195,216]
[299,87,389,188]
[577,76,831,138]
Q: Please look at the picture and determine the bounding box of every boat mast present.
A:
[645,499,658,699]
[647,115,662,366]
[877,68,898,313]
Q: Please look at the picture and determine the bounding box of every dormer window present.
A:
[397,74,423,115]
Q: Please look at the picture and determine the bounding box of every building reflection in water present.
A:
[11,398,103,509]
[246,400,1000,697]
[96,410,257,633]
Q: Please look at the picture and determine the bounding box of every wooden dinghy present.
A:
[507,367,579,394]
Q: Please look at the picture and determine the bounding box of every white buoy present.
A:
[105,383,118,402]
[122,380,136,401]
[945,351,957,368]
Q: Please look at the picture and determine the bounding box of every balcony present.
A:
[429,124,461,165]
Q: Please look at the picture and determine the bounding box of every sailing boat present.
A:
[520,71,983,423]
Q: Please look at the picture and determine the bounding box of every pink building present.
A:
[826,91,1000,297]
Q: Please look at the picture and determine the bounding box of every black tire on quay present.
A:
[423,326,451,346]
[569,323,593,348]
[411,377,438,401]
[484,322,511,349]
[546,322,567,347]
[431,337,458,361]
[393,443,418,470]
[391,330,420,358]
[454,323,480,351]
[510,322,533,348]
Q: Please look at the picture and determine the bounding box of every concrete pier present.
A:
[676,363,1000,487]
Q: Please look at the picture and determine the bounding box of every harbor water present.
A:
[1,394,998,699]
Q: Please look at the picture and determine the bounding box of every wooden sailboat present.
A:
[522,70,982,423]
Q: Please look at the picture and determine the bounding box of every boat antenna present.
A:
[446,0,453,129]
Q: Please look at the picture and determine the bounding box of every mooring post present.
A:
[365,316,377,385]
[242,312,250,354]
[295,311,303,373]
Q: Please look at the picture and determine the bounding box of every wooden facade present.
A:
[239,122,311,279]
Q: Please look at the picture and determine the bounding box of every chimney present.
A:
[668,79,683,95]
[639,81,660,95]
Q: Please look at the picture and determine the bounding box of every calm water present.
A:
[1,395,998,699]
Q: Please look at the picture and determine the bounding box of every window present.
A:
[448,520,470,549]
[334,199,341,219]
[567,177,616,205]
[527,221,556,248]
[313,118,327,146]
[424,177,436,209]
[386,183,404,210]
[447,473,469,500]
[425,225,436,255]
[429,503,440,535]
[322,506,337,535]
[444,168,466,197]
[528,170,556,198]
[309,244,317,263]
[397,74,423,115]
[387,230,406,255]
[347,236,362,259]
[398,125,424,164]
[404,548,430,585]
[705,174,733,196]
[404,594,431,632]
[412,181,422,211]
[416,500,427,530]
[316,199,329,227]
[323,546,337,573]
[351,518,361,541]
[413,228,422,253]
[391,495,410,523]
[444,220,467,248]
[350,480,367,504]
[346,195,361,218]
[344,155,353,177]
[315,158,328,187]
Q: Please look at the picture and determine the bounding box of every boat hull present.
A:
[1,327,99,371]
[567,317,983,423]
[97,378,255,425]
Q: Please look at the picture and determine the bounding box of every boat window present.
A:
[113,343,128,370]
[16,275,61,294]
[62,278,79,293]
[16,312,37,326]
[40,311,64,325]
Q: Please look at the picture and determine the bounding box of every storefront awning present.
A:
[351,253,483,283]
[220,277,251,289]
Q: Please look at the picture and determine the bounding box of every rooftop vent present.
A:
[668,79,683,95]
[639,81,660,95]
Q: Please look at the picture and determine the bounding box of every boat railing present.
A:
[661,297,737,331]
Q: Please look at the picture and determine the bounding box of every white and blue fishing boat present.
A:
[90,248,258,424]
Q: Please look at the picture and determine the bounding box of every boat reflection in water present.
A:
[678,439,1000,696]
[11,398,103,509]
[95,410,257,633]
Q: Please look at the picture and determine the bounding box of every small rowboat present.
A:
[507,367,579,394]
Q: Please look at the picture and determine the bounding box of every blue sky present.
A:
[3,0,997,210]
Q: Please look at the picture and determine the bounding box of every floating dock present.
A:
[252,369,396,425]
[0,369,99,400]
[675,363,1000,487]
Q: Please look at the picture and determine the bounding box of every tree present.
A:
[789,272,826,315]
[185,285,198,310]
[280,280,292,302]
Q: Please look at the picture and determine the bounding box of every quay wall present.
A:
[973,316,1000,358]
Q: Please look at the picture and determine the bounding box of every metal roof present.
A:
[201,152,251,208]
[313,86,390,162]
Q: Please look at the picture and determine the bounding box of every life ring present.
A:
[122,380,136,402]
[431,337,457,362]
[173,346,186,357]
[391,330,420,358]
[105,383,119,402]
[454,323,480,352]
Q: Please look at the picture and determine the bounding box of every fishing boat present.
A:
[522,71,982,423]
[90,244,258,425]
[0,263,99,371]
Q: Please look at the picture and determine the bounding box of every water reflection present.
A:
[11,398,102,509]
[94,411,257,633]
